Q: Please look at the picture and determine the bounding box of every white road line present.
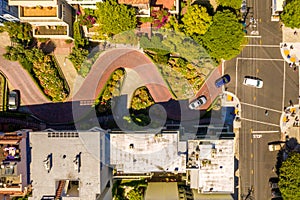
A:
[236,57,284,61]
[240,117,280,127]
[244,35,262,38]
[251,130,279,133]
[282,62,286,110]
[240,102,282,113]
[241,44,279,48]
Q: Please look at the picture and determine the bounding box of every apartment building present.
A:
[29,128,112,200]
[0,0,19,26]
[8,0,73,38]
[0,130,30,198]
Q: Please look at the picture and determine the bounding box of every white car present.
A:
[189,96,207,110]
[243,77,263,88]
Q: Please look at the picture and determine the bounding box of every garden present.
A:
[0,22,69,102]
[113,180,147,200]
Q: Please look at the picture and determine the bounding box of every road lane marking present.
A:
[253,134,262,138]
[251,153,253,158]
[251,130,279,133]
[244,35,262,38]
[240,117,280,127]
[237,57,284,61]
[253,96,256,101]
[256,68,259,73]
[251,169,254,174]
[240,102,282,113]
[282,62,286,110]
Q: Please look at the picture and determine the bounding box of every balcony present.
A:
[35,25,67,36]
[20,6,57,17]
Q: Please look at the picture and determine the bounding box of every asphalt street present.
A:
[224,0,299,199]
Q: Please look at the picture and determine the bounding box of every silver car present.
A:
[8,90,19,110]
[189,96,207,110]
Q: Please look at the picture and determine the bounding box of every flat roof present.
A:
[29,131,103,200]
[188,140,234,193]
[109,131,186,173]
[145,182,179,200]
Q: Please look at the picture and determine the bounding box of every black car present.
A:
[215,74,231,88]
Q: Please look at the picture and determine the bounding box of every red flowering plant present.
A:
[151,9,170,29]
[76,10,96,29]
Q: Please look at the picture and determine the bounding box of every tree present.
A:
[182,5,212,36]
[217,0,242,9]
[2,22,33,46]
[280,0,300,28]
[95,0,137,39]
[279,152,300,199]
[201,10,245,61]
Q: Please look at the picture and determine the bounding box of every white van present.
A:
[243,77,263,88]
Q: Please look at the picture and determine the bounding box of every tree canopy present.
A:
[217,0,242,9]
[95,0,137,39]
[280,0,300,28]
[182,5,212,36]
[201,10,245,61]
[279,152,300,199]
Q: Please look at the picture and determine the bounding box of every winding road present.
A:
[0,35,222,124]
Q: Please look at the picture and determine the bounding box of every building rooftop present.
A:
[109,130,186,174]
[187,139,234,194]
[29,131,106,200]
[118,0,149,4]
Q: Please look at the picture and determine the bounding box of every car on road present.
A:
[243,76,263,88]
[8,90,19,111]
[269,177,279,189]
[189,96,207,110]
[268,141,285,151]
[215,74,231,88]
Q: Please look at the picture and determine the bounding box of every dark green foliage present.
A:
[95,0,137,39]
[201,10,245,61]
[68,47,89,73]
[131,87,155,110]
[217,0,242,9]
[2,22,33,46]
[280,0,300,28]
[279,152,300,199]
[73,21,88,48]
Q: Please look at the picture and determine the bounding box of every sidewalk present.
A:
[279,25,300,141]
[280,105,300,140]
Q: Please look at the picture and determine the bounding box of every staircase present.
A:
[55,180,66,200]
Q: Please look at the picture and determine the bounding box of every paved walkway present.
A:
[280,25,300,139]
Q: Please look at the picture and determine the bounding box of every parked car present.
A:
[243,76,263,88]
[271,188,281,198]
[268,141,285,151]
[269,177,279,189]
[189,96,207,110]
[8,90,19,111]
[215,74,231,88]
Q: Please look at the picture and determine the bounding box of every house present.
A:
[0,130,30,197]
[66,0,103,9]
[109,129,187,178]
[8,0,73,39]
[154,0,179,14]
[28,128,112,200]
[0,0,19,26]
[119,0,151,17]
[186,139,235,194]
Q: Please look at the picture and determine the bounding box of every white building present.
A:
[8,0,73,38]
[29,128,112,200]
